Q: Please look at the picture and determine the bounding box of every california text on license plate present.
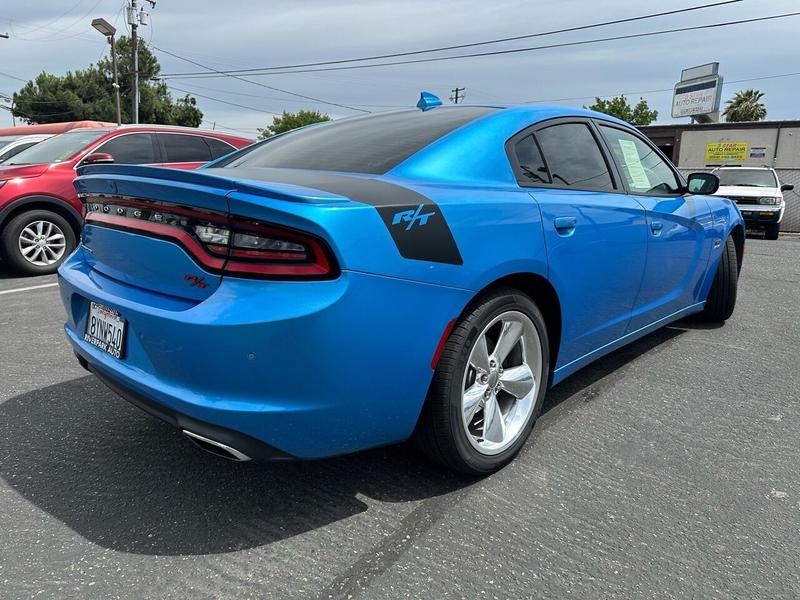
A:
[84,302,127,359]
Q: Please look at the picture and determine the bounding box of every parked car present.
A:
[0,134,53,164]
[712,166,793,240]
[58,102,744,475]
[0,125,252,274]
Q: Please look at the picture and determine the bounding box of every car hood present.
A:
[715,185,780,198]
[0,163,50,181]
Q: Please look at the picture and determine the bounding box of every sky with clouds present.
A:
[1,0,799,136]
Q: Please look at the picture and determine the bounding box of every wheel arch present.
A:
[0,196,83,237]
[469,272,562,376]
[729,223,745,271]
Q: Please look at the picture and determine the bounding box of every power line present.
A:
[152,45,370,113]
[165,80,407,108]
[160,0,744,77]
[167,84,281,115]
[162,11,800,79]
[524,70,800,104]
[200,119,259,135]
[0,70,28,83]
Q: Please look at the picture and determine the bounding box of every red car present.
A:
[0,125,252,275]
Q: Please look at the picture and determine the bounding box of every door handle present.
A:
[554,216,577,234]
[650,221,663,235]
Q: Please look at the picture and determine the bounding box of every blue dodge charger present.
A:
[58,98,744,474]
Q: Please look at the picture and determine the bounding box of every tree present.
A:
[258,110,330,139]
[585,95,658,126]
[12,36,202,126]
[722,89,766,122]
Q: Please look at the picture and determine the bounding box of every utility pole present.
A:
[129,0,139,123]
[450,87,466,104]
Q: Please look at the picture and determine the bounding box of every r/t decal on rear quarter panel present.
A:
[392,204,436,230]
[207,168,463,265]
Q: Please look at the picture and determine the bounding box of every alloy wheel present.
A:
[461,310,543,455]
[18,220,67,267]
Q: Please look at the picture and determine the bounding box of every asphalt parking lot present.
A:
[1,237,799,600]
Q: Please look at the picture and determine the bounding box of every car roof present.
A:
[712,166,775,171]
[386,104,634,185]
[60,124,250,140]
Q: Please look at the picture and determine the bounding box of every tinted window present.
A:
[227,107,496,174]
[0,141,40,164]
[513,135,550,184]
[203,136,237,160]
[99,133,157,164]
[714,168,777,188]
[4,129,108,165]
[535,123,613,191]
[599,125,680,195]
[160,134,212,163]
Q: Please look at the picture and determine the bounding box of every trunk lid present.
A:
[74,165,350,302]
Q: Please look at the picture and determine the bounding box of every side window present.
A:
[534,123,614,191]
[513,135,550,184]
[599,125,681,195]
[203,137,237,160]
[160,134,212,163]
[98,133,157,164]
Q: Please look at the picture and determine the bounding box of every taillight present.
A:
[82,197,338,280]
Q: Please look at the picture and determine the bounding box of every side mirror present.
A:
[686,172,719,195]
[781,183,794,192]
[83,152,114,165]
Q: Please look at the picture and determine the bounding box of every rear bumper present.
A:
[59,247,471,459]
[82,356,292,461]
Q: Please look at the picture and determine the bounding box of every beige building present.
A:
[640,121,800,232]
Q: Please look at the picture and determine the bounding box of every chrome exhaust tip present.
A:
[182,430,252,462]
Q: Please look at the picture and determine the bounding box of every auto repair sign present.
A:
[671,75,722,118]
[705,142,749,163]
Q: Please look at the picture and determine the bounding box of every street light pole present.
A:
[91,18,122,125]
[130,0,139,124]
[110,33,121,125]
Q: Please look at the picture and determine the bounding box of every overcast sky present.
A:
[1,0,798,136]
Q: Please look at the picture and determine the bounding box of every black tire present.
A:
[0,210,77,275]
[415,287,550,475]
[702,235,738,323]
[764,223,780,241]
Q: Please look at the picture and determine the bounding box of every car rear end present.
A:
[58,164,470,460]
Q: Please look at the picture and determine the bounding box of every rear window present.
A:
[225,107,496,174]
[203,136,237,160]
[715,169,777,188]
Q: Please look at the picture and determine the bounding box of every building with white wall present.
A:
[640,121,800,232]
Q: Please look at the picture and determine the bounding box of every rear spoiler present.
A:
[76,164,349,205]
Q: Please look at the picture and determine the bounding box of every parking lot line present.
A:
[0,282,59,296]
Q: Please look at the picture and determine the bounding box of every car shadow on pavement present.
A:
[0,326,685,556]
[0,376,469,556]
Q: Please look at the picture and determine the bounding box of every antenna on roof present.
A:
[416,91,442,112]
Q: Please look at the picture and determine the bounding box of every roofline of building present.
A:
[640,119,800,133]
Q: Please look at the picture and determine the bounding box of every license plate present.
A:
[84,302,127,359]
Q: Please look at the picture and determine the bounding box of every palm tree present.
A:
[723,89,767,122]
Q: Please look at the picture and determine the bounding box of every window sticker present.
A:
[618,139,650,189]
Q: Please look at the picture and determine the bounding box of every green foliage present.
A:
[12,36,202,126]
[585,95,658,126]
[258,110,331,139]
[722,89,767,122]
